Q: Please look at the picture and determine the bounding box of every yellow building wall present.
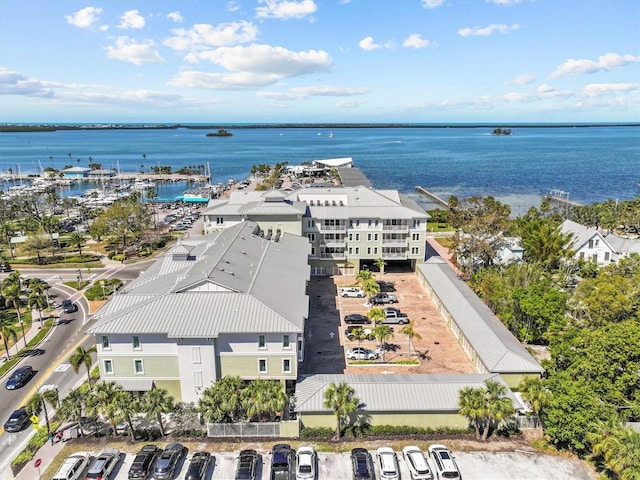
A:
[218,355,297,379]
[155,380,182,402]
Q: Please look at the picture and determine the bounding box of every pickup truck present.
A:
[345,326,374,340]
[369,293,398,305]
[381,308,409,324]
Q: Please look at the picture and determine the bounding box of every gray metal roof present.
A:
[104,378,154,391]
[295,373,524,413]
[89,221,310,337]
[418,259,543,374]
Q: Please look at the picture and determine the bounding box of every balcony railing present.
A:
[382,224,409,231]
[319,252,346,259]
[318,223,347,231]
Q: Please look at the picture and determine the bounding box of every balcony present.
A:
[319,252,346,259]
[382,223,409,232]
[318,223,347,232]
[321,240,346,248]
[382,238,408,246]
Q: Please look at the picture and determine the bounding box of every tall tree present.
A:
[69,345,97,385]
[482,380,515,440]
[28,291,48,327]
[142,388,174,436]
[458,386,486,439]
[374,258,386,279]
[57,386,89,435]
[1,281,26,347]
[243,380,287,422]
[68,232,86,258]
[372,325,394,361]
[518,376,552,426]
[323,381,360,439]
[1,325,18,360]
[199,376,245,423]
[400,320,422,358]
[110,390,139,438]
[89,381,123,437]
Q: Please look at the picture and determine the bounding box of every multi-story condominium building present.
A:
[87,221,310,403]
[203,185,429,275]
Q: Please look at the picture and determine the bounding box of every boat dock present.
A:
[542,189,582,208]
[415,186,449,207]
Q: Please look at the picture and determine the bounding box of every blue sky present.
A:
[1,0,639,123]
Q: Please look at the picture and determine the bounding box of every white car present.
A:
[346,347,379,360]
[295,446,316,479]
[341,287,366,298]
[376,447,400,480]
[428,444,462,480]
[402,446,433,480]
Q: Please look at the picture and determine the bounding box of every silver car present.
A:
[346,347,379,360]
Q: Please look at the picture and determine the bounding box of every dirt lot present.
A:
[302,272,476,374]
[45,440,596,480]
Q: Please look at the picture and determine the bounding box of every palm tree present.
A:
[199,376,246,423]
[142,388,174,436]
[1,325,18,361]
[372,325,394,361]
[482,380,515,440]
[110,390,139,438]
[69,345,97,385]
[41,386,59,409]
[323,381,360,440]
[68,232,86,258]
[588,421,640,479]
[57,386,89,435]
[368,307,385,326]
[361,278,380,302]
[349,326,367,351]
[518,376,552,426]
[28,291,48,327]
[90,381,123,437]
[26,392,43,417]
[1,281,26,348]
[374,257,386,280]
[458,386,486,439]
[400,320,422,358]
[243,380,287,422]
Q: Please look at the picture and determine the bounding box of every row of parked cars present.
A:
[352,444,462,480]
[236,444,316,480]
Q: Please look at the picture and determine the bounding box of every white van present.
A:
[52,453,90,480]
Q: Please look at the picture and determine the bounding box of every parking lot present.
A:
[302,272,476,375]
[49,441,596,480]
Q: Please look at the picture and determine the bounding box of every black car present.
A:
[344,314,371,325]
[270,444,292,480]
[351,448,374,480]
[153,443,186,480]
[4,407,30,432]
[185,452,211,480]
[0,262,12,272]
[5,365,34,390]
[62,299,78,313]
[128,445,160,480]
[235,449,258,480]
[377,281,396,292]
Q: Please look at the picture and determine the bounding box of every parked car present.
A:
[185,452,211,480]
[52,453,90,480]
[128,445,160,480]
[345,326,374,341]
[351,448,374,480]
[62,299,78,313]
[153,443,186,480]
[370,293,398,304]
[376,447,400,480]
[341,287,366,298]
[381,307,409,325]
[428,444,462,480]
[347,347,379,361]
[235,449,258,480]
[344,314,371,325]
[377,280,396,292]
[5,365,34,390]
[270,444,293,480]
[0,262,12,272]
[295,446,316,480]
[4,407,30,432]
[85,448,120,480]
[402,446,433,480]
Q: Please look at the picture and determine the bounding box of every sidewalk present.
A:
[12,432,68,480]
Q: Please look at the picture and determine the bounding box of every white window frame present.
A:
[101,335,110,350]
[192,346,201,364]
[134,359,144,375]
[283,358,292,373]
[103,359,113,375]
[258,358,268,374]
[283,335,291,349]
[193,370,203,388]
[132,335,141,350]
[258,335,266,349]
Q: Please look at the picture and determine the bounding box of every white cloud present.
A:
[118,10,145,30]
[551,53,640,78]
[169,71,282,90]
[258,85,369,100]
[167,11,183,23]
[582,83,640,97]
[105,37,164,65]
[185,44,331,77]
[403,34,431,49]
[422,0,444,8]
[255,0,317,20]
[0,68,54,97]
[487,0,523,5]
[458,23,520,37]
[65,7,106,30]
[508,73,535,85]
[358,36,392,51]
[537,83,554,93]
[164,21,259,51]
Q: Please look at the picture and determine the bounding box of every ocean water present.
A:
[1,126,638,216]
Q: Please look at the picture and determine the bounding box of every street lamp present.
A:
[100,280,106,299]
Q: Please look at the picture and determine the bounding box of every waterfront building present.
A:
[561,219,640,266]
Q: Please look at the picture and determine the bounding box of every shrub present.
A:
[172,428,207,438]
[299,427,334,439]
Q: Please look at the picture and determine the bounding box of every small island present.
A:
[491,127,513,135]
[206,129,234,137]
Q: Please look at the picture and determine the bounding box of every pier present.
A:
[415,186,449,207]
[542,189,582,208]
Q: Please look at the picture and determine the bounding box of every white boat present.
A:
[131,178,156,191]
[328,131,334,138]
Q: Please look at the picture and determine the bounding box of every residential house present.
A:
[87,221,310,403]
[561,219,640,265]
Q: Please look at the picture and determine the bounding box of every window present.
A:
[132,335,141,350]
[283,359,292,373]
[367,247,371,255]
[307,219,315,227]
[283,335,290,348]
[307,233,315,242]
[101,335,110,349]
[374,233,378,241]
[348,233,353,241]
[134,359,144,374]
[103,360,113,374]
[192,347,201,364]
[355,233,360,241]
[258,359,267,374]
[258,335,266,349]
[311,247,316,256]
[604,251,610,261]
[374,247,378,254]
[413,219,421,228]
[194,370,203,388]
[348,247,353,255]
[595,239,600,246]
[588,239,594,248]
[355,247,360,254]
[216,217,224,225]
[411,247,420,254]
[367,233,372,241]
[412,233,420,241]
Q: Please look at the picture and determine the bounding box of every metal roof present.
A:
[295,373,524,413]
[105,378,154,391]
[418,259,543,374]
